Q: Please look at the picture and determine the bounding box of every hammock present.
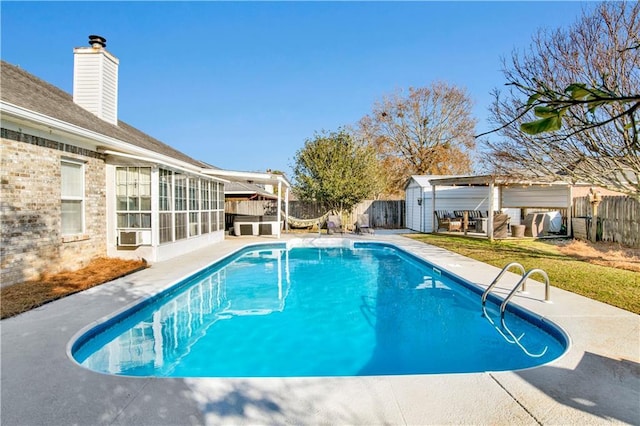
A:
[282,211,330,229]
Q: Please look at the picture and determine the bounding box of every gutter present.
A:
[1,101,220,179]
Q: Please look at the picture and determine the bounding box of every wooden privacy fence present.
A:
[225,200,406,229]
[572,196,640,247]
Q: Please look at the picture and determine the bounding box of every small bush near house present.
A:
[1,257,147,319]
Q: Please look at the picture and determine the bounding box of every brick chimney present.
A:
[73,35,119,125]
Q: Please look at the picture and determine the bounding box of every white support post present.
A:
[285,186,289,233]
[151,166,160,248]
[276,180,282,239]
[488,182,495,241]
[566,185,573,237]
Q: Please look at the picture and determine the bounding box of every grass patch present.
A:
[405,234,640,315]
[1,257,147,319]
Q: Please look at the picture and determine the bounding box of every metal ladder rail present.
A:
[481,305,548,358]
[481,262,526,306]
[500,268,551,318]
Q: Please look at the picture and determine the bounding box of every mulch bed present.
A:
[1,257,147,319]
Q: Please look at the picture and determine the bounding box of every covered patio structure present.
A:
[204,169,292,238]
[428,175,573,241]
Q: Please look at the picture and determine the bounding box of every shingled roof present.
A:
[225,181,279,199]
[1,60,215,169]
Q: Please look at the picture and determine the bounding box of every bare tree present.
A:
[482,2,640,197]
[358,83,477,196]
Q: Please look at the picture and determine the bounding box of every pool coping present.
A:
[1,232,638,425]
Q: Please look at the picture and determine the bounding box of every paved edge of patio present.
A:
[1,232,638,425]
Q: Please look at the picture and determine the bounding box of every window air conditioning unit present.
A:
[119,230,141,247]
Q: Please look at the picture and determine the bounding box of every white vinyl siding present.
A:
[73,48,119,124]
[99,58,118,124]
[405,181,424,232]
[73,54,101,112]
[61,160,84,235]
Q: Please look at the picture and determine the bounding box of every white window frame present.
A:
[61,159,85,235]
[115,166,152,230]
[157,168,223,244]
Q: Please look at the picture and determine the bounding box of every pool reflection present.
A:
[79,249,291,375]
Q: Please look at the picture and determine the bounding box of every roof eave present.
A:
[203,168,292,188]
[1,100,227,180]
[429,174,571,187]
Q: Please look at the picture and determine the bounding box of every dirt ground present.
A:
[556,239,640,272]
[1,257,147,319]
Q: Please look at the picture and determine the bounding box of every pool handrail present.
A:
[481,305,549,358]
[481,262,526,306]
[500,268,551,318]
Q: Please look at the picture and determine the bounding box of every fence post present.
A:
[588,188,602,243]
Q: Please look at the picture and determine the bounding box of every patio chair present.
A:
[355,214,374,234]
[455,210,478,231]
[493,213,510,239]
[327,214,344,235]
[468,210,484,230]
[434,210,462,232]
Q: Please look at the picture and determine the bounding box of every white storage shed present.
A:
[405,174,572,237]
[405,175,499,233]
[428,175,573,238]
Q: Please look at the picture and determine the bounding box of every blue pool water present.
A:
[71,242,567,377]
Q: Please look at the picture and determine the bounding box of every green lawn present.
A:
[405,234,640,315]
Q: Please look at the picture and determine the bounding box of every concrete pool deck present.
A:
[1,232,638,425]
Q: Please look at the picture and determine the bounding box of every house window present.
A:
[157,168,221,244]
[61,160,84,235]
[175,212,187,240]
[174,174,187,240]
[201,211,210,234]
[188,178,199,237]
[116,167,151,230]
[200,181,210,234]
[159,169,173,243]
[159,212,172,244]
[159,169,172,212]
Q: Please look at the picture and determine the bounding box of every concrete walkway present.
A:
[1,232,638,425]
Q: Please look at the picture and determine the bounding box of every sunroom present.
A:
[105,155,227,263]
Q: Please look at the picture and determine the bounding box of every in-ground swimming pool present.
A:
[71,240,568,377]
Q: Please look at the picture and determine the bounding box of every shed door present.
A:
[406,185,423,231]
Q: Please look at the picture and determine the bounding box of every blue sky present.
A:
[2,1,590,177]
